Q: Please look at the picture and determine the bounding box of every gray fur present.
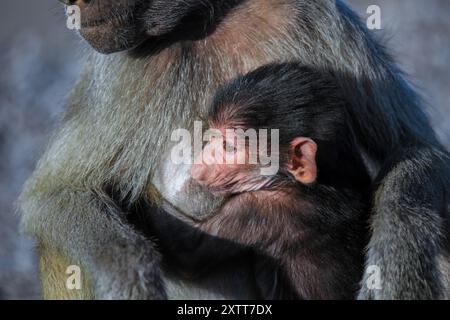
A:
[19,0,449,299]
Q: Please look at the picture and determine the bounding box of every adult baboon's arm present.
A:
[19,186,166,300]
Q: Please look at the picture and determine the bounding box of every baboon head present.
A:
[60,0,241,54]
[60,0,150,54]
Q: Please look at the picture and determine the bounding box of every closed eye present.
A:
[223,141,237,153]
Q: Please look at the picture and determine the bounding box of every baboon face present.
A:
[62,0,152,54]
[63,0,243,54]
[59,0,236,53]
[61,0,150,54]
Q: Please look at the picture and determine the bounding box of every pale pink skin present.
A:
[191,129,271,196]
[191,126,318,195]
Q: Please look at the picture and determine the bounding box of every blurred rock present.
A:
[0,0,80,299]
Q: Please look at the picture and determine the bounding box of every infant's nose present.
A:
[190,164,206,183]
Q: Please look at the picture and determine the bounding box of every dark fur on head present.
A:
[210,63,370,191]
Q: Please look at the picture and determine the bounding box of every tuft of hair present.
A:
[209,63,349,146]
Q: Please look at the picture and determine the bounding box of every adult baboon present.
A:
[20,0,449,299]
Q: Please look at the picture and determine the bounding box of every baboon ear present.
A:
[287,137,318,184]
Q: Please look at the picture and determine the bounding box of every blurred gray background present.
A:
[0,0,449,299]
